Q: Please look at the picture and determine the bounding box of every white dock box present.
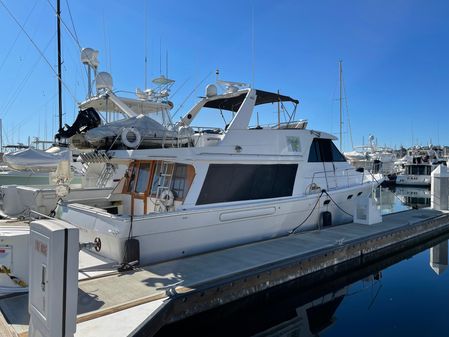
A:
[28,219,79,337]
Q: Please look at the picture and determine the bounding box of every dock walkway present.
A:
[1,208,449,336]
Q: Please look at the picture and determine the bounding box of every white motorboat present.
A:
[344,135,398,184]
[395,147,446,186]
[55,81,378,266]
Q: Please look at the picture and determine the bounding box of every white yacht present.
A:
[395,147,446,186]
[55,81,378,266]
[344,135,398,184]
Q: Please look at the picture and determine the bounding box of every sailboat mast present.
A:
[339,59,343,150]
[57,0,63,131]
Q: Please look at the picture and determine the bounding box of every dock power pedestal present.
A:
[28,219,79,337]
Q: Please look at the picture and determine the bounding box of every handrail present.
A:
[309,168,365,190]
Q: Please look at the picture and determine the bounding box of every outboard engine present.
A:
[55,107,101,145]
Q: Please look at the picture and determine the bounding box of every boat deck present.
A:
[1,208,449,336]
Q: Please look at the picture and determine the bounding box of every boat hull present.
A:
[395,174,431,186]
[58,183,373,265]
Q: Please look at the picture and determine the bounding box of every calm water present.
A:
[156,186,448,337]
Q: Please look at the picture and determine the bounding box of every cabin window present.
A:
[135,163,151,193]
[170,164,195,200]
[126,164,138,193]
[308,139,321,162]
[150,164,162,195]
[330,142,347,162]
[196,164,298,205]
[308,138,346,162]
[124,162,152,194]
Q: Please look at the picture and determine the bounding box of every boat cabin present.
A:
[404,164,433,176]
[119,160,195,215]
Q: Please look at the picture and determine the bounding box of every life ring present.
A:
[121,127,142,149]
[160,189,175,207]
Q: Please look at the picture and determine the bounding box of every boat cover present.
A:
[84,114,177,145]
[3,147,71,171]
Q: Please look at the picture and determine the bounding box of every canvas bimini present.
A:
[56,82,378,266]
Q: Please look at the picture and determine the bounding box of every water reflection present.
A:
[156,236,449,337]
[430,241,448,275]
[374,186,431,214]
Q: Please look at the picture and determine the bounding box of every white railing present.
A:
[309,168,366,191]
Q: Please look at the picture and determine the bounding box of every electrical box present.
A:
[354,196,382,225]
[28,219,79,337]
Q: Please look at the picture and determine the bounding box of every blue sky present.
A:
[0,0,449,151]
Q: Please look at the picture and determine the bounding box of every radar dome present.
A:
[205,84,217,97]
[81,48,99,67]
[96,72,113,92]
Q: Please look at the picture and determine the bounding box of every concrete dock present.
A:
[1,208,449,336]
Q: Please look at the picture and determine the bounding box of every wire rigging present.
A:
[0,0,39,74]
[0,33,56,118]
[171,71,213,120]
[64,0,80,48]
[44,0,82,51]
[0,0,78,104]
[342,73,354,150]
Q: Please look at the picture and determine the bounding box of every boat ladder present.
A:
[96,163,115,188]
[154,161,175,211]
[79,151,111,175]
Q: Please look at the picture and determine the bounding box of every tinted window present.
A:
[135,163,151,193]
[308,138,346,162]
[308,139,321,162]
[318,139,333,162]
[330,142,347,162]
[127,164,138,192]
[171,164,187,199]
[196,164,298,205]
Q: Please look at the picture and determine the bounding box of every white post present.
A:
[431,164,449,210]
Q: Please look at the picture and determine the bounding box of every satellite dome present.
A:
[96,72,113,92]
[81,48,99,67]
[205,84,217,97]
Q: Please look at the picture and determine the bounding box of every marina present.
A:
[0,188,448,336]
[1,1,449,336]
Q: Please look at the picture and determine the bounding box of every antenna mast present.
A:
[277,90,281,129]
[339,59,343,150]
[251,5,255,88]
[57,0,63,131]
[144,0,148,89]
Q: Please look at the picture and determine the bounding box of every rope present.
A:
[0,265,27,288]
[322,190,353,217]
[289,191,324,235]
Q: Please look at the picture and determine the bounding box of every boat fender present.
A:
[123,238,140,265]
[160,189,175,207]
[121,127,142,149]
